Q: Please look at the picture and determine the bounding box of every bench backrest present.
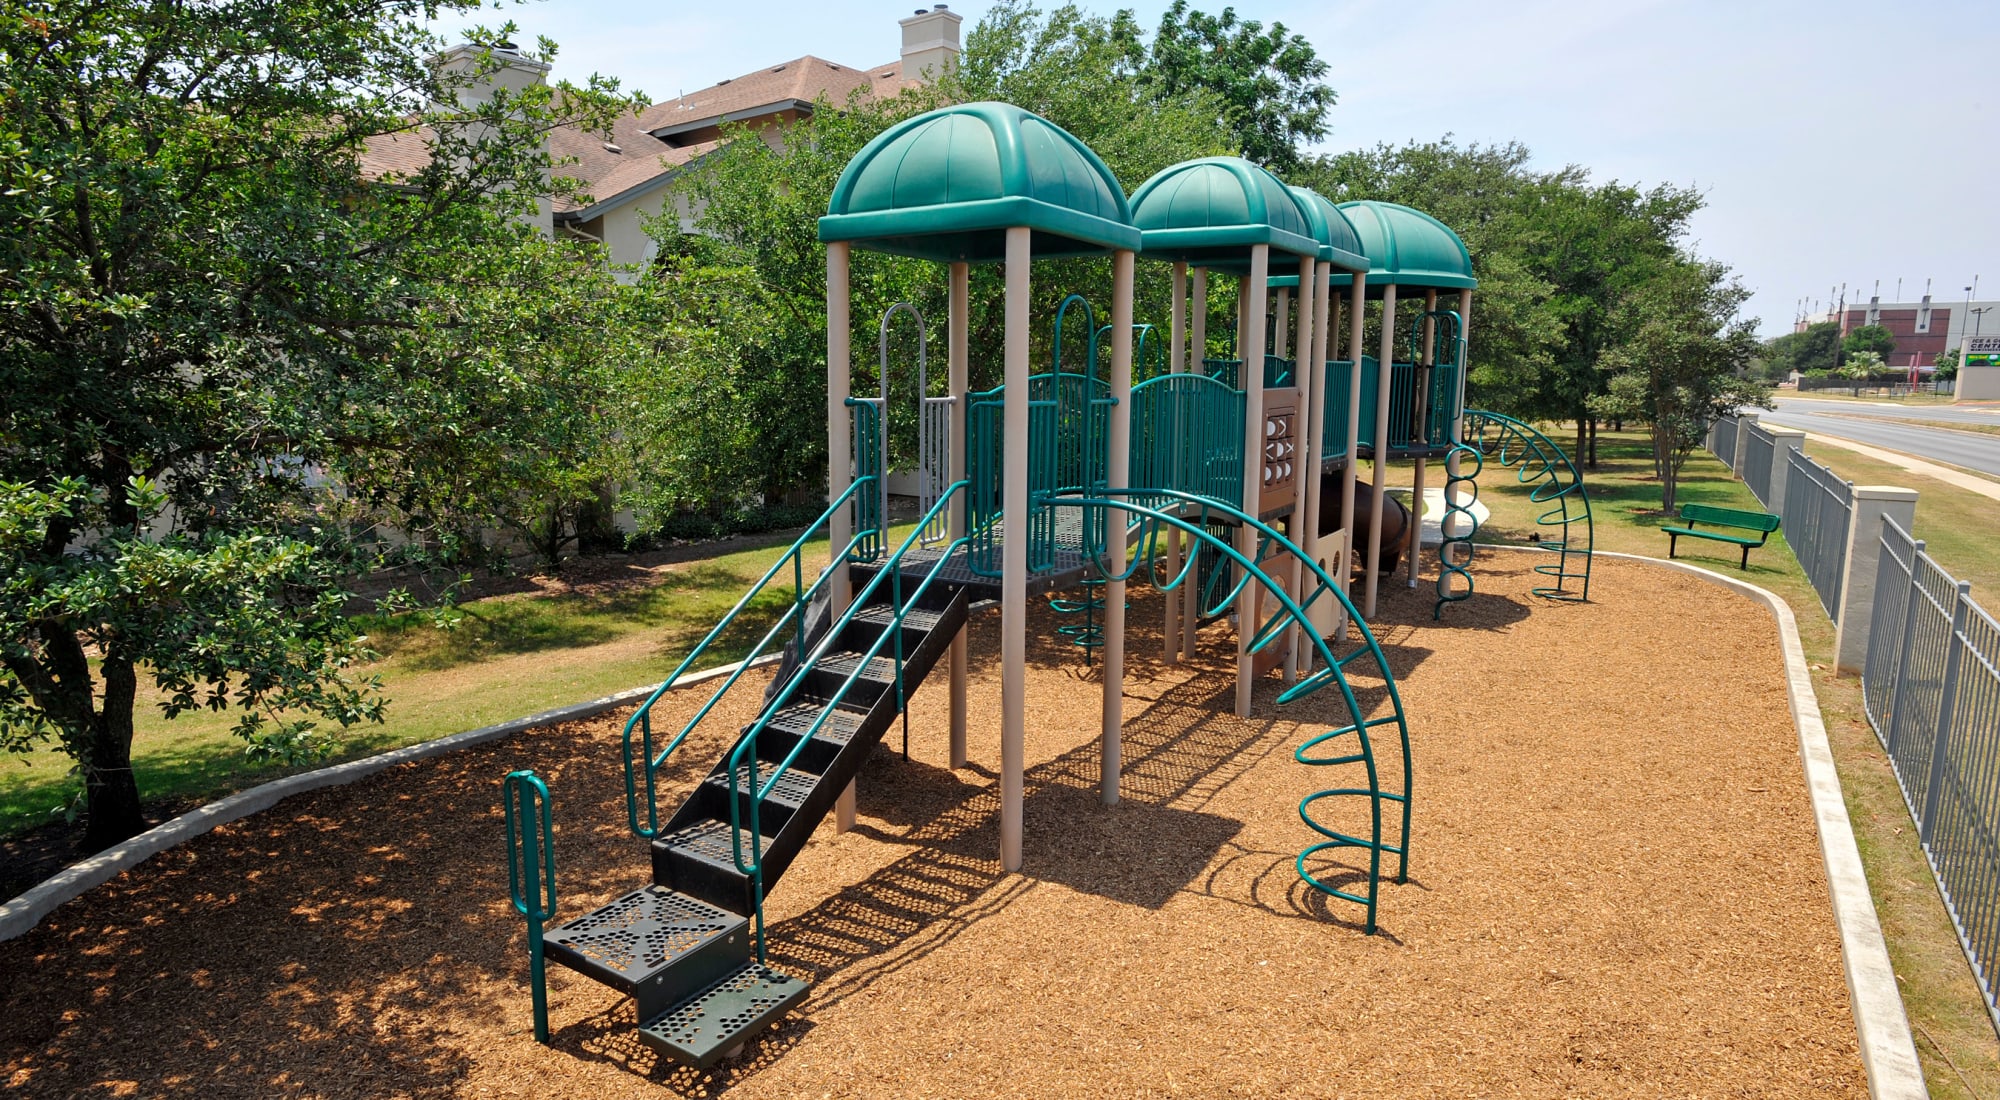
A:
[1678,503,1780,532]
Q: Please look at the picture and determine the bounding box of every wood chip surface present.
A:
[0,558,1865,1097]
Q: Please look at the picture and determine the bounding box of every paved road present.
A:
[1755,398,2000,478]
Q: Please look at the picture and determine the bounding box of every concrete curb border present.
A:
[0,654,780,943]
[1486,544,1927,1098]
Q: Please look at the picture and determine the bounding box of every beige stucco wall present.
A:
[1957,365,2000,400]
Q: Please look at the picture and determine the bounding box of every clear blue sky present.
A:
[478,0,1999,337]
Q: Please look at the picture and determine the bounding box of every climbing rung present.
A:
[636,961,809,1069]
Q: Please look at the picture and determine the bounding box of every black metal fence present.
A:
[1779,448,1852,619]
[1862,516,2000,1031]
[1742,420,1776,507]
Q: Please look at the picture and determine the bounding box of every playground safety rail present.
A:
[621,453,883,838]
[1436,410,1593,618]
[1861,514,2000,1033]
[503,769,556,1044]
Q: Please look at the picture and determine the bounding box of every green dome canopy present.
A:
[1289,187,1370,271]
[1328,200,1476,292]
[818,102,1140,264]
[1128,157,1320,269]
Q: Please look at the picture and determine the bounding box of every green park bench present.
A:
[1662,503,1781,569]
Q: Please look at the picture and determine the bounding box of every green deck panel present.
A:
[1128,156,1320,267]
[1323,200,1477,293]
[818,101,1139,263]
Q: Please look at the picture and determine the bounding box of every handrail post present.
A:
[1882,532,1926,756]
[503,770,555,1045]
[1916,580,1973,844]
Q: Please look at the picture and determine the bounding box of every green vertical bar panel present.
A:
[503,769,556,1044]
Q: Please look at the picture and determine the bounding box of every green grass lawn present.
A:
[1460,426,2000,1099]
[0,529,844,836]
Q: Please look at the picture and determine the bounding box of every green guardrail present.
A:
[503,769,556,1044]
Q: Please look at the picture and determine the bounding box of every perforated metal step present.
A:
[543,886,746,993]
[659,818,759,867]
[762,701,868,747]
[851,603,946,632]
[814,651,899,684]
[704,762,820,807]
[636,962,809,1069]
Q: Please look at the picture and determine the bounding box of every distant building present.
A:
[1797,293,2000,372]
[361,7,964,273]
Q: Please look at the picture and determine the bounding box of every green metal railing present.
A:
[1127,372,1245,512]
[1058,488,1414,934]
[720,482,973,960]
[621,469,883,839]
[1322,360,1355,463]
[1435,410,1593,617]
[503,769,556,1044]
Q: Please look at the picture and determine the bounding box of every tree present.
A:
[1935,348,1961,380]
[1592,260,1766,513]
[1120,1,1334,172]
[1842,323,1896,362]
[1840,349,1885,395]
[1762,321,1841,379]
[1,0,642,846]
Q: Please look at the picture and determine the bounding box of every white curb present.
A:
[1483,544,1927,1099]
[0,653,780,943]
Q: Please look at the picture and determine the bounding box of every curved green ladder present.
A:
[1435,409,1593,618]
[1054,488,1414,933]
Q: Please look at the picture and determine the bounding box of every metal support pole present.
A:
[1917,581,1973,843]
[1408,289,1437,588]
[1882,536,1926,758]
[503,770,555,1046]
[1366,285,1397,618]
[1236,245,1269,718]
[947,261,970,769]
[1443,290,1473,545]
[1340,273,1365,637]
[1286,253,1315,682]
[1000,226,1030,872]
[1301,259,1333,666]
[1184,266,1207,659]
[1165,260,1186,664]
[1274,288,1290,358]
[1103,249,1135,806]
[826,242,858,832]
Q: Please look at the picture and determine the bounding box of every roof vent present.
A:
[716,78,731,85]
[602,142,622,154]
[771,64,786,72]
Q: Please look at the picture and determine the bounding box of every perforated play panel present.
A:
[636,962,809,1069]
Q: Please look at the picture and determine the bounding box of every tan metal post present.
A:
[1274,288,1290,358]
[1000,226,1030,872]
[827,242,858,833]
[1365,284,1397,619]
[1165,261,1186,664]
[1408,289,1438,588]
[1299,257,1331,673]
[1183,267,1207,659]
[1443,289,1473,551]
[1102,249,1134,806]
[1285,253,1314,682]
[947,261,970,769]
[1235,245,1269,718]
[1340,273,1366,636]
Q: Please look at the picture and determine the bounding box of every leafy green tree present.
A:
[0,0,641,845]
[1762,321,1841,379]
[1935,348,1961,380]
[1591,259,1765,512]
[1119,0,1334,171]
[1840,349,1885,395]
[1842,323,1896,362]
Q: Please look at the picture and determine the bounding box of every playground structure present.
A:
[504,101,1594,1071]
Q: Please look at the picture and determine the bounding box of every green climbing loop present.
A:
[1435,409,1593,618]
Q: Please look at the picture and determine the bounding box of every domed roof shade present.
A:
[1128,157,1320,269]
[817,102,1140,264]
[1327,200,1476,292]
[1289,187,1369,270]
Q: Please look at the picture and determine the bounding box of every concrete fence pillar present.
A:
[1765,426,1806,511]
[1833,486,1920,675]
[1730,411,1759,479]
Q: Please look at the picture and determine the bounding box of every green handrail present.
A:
[1047,487,1414,934]
[724,481,973,960]
[620,473,882,838]
[503,769,556,1044]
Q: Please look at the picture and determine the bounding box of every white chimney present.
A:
[431,41,552,106]
[899,6,962,84]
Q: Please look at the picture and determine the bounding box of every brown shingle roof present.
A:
[359,53,917,217]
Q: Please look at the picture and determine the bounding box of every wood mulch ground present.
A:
[0,557,1865,1097]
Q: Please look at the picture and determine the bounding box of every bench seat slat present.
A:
[1660,525,1766,547]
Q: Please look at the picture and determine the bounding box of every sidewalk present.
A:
[1800,432,2000,504]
